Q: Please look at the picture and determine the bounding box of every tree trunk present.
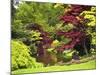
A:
[83,39,89,56]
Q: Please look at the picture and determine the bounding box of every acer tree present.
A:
[56,5,96,56]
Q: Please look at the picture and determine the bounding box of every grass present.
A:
[12,60,96,75]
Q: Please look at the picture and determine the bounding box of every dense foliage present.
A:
[11,40,43,71]
[56,5,96,56]
[11,1,96,70]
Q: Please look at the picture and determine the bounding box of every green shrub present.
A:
[62,50,75,62]
[11,40,43,71]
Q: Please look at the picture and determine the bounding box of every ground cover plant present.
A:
[11,1,96,74]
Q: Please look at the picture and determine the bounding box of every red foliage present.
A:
[57,5,91,51]
[57,30,86,51]
[60,15,80,25]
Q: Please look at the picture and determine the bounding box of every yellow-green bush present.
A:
[80,6,96,48]
[11,40,43,71]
